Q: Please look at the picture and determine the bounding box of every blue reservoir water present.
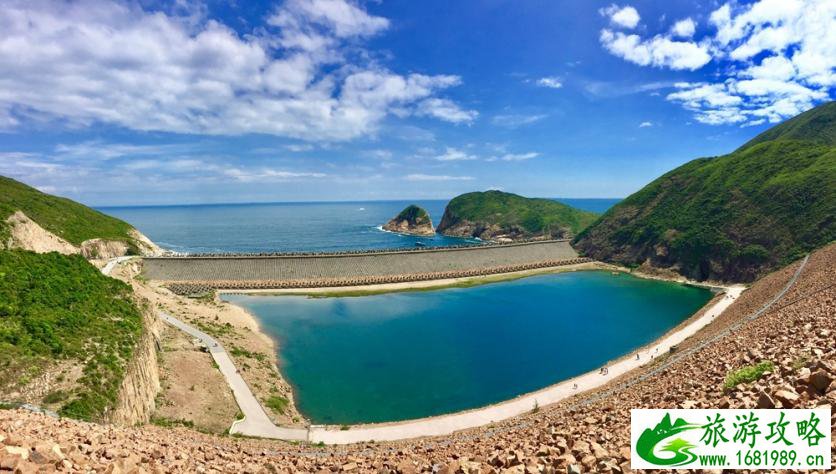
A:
[224,271,712,424]
[98,198,619,253]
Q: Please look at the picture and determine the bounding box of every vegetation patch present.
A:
[439,190,597,238]
[724,361,775,389]
[574,102,836,282]
[0,250,143,421]
[265,395,289,415]
[0,176,138,249]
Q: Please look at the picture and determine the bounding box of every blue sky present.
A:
[0,0,833,205]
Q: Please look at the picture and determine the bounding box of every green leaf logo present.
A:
[636,414,700,466]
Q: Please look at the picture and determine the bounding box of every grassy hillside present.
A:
[438,191,598,239]
[0,176,136,249]
[394,205,431,224]
[0,250,143,421]
[574,102,836,282]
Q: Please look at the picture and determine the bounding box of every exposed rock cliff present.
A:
[4,211,78,255]
[382,205,435,236]
[109,310,161,426]
[437,191,597,241]
[1,175,162,257]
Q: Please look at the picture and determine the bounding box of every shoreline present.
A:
[210,261,740,442]
[219,261,600,297]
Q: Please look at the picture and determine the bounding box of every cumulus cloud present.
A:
[671,18,696,38]
[0,0,473,140]
[600,0,835,125]
[600,4,640,29]
[536,77,563,89]
[599,29,711,70]
[405,174,474,181]
[639,121,653,127]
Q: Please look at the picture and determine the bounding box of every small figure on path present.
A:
[573,383,578,390]
[636,353,640,360]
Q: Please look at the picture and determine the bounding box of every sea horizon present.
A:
[96,196,623,211]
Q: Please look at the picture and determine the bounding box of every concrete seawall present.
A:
[142,240,582,291]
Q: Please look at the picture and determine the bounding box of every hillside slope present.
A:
[438,191,597,241]
[574,102,836,282]
[0,250,144,422]
[0,176,158,256]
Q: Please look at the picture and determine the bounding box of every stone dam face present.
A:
[141,241,580,287]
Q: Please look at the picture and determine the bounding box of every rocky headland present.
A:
[382,205,435,236]
[437,190,597,242]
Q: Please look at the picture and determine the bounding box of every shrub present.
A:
[724,361,775,389]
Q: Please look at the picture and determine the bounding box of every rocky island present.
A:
[437,190,597,241]
[381,204,435,236]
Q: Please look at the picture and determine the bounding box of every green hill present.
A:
[0,176,140,252]
[395,205,431,224]
[574,101,836,282]
[437,190,598,240]
[0,250,143,421]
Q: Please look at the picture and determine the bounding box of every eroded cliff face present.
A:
[108,310,161,426]
[4,211,162,258]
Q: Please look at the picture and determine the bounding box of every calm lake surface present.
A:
[99,198,619,253]
[224,271,712,424]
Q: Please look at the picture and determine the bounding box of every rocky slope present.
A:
[0,176,160,257]
[382,205,435,236]
[438,191,597,241]
[574,101,836,282]
[2,243,832,473]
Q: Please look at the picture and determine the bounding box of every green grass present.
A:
[393,204,431,224]
[438,190,598,238]
[0,175,137,249]
[0,250,143,421]
[575,101,836,282]
[724,361,775,389]
[265,395,289,415]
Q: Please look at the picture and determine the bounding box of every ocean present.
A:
[99,198,619,254]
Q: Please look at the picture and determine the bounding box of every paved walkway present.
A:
[158,311,308,441]
[101,256,133,276]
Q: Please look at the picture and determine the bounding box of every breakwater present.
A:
[142,240,583,293]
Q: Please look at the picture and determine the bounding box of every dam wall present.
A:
[142,240,583,291]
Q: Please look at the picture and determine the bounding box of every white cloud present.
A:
[671,18,696,38]
[405,174,474,181]
[491,114,547,128]
[601,0,835,125]
[536,77,563,89]
[639,121,653,127]
[600,29,711,70]
[415,98,478,124]
[499,152,539,161]
[600,4,641,29]
[223,168,327,182]
[434,147,478,161]
[0,0,472,140]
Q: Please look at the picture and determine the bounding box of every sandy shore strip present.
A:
[219,261,601,296]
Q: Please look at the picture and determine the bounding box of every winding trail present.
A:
[102,255,807,444]
[157,311,308,441]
